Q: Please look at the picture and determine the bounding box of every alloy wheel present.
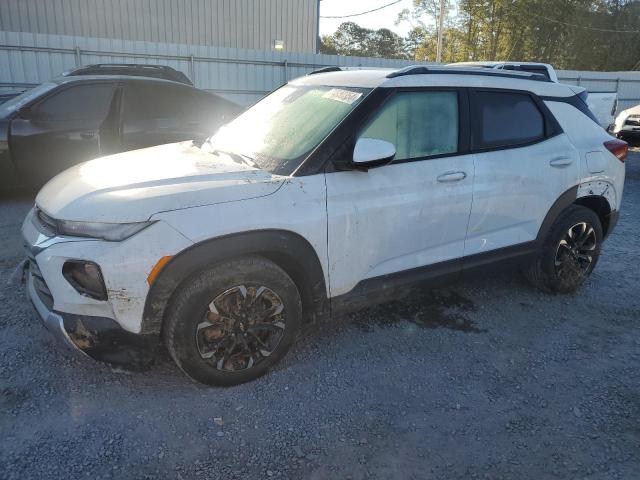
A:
[195,285,286,372]
[554,222,598,279]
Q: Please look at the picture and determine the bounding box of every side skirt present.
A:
[461,241,538,280]
[330,242,538,318]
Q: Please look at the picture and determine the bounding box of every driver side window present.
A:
[34,84,115,122]
[359,91,459,161]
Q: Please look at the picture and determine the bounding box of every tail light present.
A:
[604,139,628,162]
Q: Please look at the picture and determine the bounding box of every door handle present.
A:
[437,171,467,183]
[549,156,573,168]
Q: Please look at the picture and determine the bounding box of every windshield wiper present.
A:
[211,149,258,168]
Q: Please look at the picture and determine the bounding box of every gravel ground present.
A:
[1,151,639,480]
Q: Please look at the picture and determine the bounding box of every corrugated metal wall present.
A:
[0,0,319,53]
[557,70,640,112]
[1,31,639,109]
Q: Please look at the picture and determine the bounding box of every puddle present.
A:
[351,289,485,333]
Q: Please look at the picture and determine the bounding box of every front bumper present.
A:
[617,127,640,139]
[26,269,81,353]
[26,269,160,366]
[21,208,192,333]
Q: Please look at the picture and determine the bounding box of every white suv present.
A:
[22,66,627,386]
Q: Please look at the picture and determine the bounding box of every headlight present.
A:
[57,220,154,241]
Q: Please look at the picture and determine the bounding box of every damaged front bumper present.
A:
[19,207,192,366]
[26,268,82,353]
[26,268,159,366]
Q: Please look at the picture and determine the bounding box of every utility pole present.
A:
[436,0,445,63]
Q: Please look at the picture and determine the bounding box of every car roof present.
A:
[291,66,575,98]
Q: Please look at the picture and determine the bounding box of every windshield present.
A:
[0,82,57,116]
[207,84,369,175]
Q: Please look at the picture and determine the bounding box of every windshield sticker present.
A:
[322,89,362,105]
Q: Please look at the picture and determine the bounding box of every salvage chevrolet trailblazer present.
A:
[22,66,627,386]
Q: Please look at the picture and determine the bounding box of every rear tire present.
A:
[164,256,302,386]
[525,205,602,293]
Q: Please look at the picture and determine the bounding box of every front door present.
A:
[325,89,475,298]
[10,82,116,185]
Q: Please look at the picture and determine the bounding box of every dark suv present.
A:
[0,75,241,188]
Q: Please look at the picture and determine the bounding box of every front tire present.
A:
[164,256,302,386]
[525,205,603,293]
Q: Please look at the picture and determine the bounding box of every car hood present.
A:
[36,142,285,223]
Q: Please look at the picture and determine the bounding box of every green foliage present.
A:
[450,0,640,70]
[320,1,640,70]
[320,22,409,59]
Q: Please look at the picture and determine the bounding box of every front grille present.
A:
[32,207,58,237]
[28,257,54,310]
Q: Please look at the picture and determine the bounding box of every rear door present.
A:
[464,89,580,260]
[10,82,116,184]
[325,89,475,297]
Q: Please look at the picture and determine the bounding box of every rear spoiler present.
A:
[568,85,589,103]
[543,86,600,126]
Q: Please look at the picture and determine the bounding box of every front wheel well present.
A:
[141,230,329,336]
[574,195,612,235]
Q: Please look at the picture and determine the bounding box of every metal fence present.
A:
[1,30,640,110]
[557,70,640,111]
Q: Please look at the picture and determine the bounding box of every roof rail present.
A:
[308,66,342,75]
[386,65,550,82]
[63,63,193,85]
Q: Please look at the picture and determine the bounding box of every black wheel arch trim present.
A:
[536,185,579,243]
[141,229,329,335]
[536,185,617,241]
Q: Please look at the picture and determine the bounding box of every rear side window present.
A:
[474,91,544,149]
[518,67,551,80]
[122,83,234,132]
[122,83,187,129]
[500,65,551,80]
[359,91,459,161]
[34,84,114,121]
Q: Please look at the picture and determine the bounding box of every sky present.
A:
[318,0,416,38]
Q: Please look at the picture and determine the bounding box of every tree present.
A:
[321,1,640,71]
[404,26,431,60]
[396,0,454,61]
[319,22,408,59]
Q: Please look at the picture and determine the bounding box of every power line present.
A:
[320,0,404,19]
[530,12,640,34]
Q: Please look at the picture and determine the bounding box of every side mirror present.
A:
[352,138,395,170]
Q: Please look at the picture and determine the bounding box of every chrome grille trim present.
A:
[32,207,58,237]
